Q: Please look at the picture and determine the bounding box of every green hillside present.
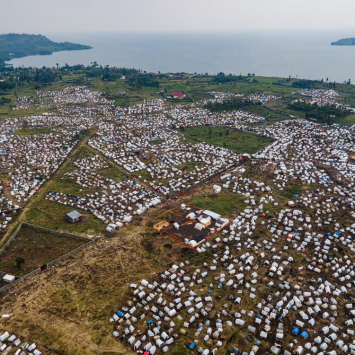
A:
[0,33,92,62]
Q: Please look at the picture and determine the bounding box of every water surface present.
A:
[7,30,355,82]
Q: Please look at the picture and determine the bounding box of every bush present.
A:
[16,256,25,270]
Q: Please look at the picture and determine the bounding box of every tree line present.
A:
[204,99,261,112]
[288,101,349,124]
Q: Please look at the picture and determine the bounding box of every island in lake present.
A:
[331,38,355,45]
[0,33,92,65]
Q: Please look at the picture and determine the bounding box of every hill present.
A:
[0,33,92,63]
[331,37,355,45]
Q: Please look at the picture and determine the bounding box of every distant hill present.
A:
[0,33,92,64]
[331,38,355,46]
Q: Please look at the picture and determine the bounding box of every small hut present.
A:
[66,210,83,223]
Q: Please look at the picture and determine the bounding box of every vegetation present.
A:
[213,72,250,83]
[188,191,247,219]
[16,256,25,270]
[331,38,355,46]
[245,105,290,120]
[291,80,320,89]
[0,96,11,106]
[204,99,260,112]
[183,126,273,154]
[0,33,91,62]
[127,73,159,88]
[291,79,338,89]
[15,127,53,136]
[288,101,349,124]
[0,226,87,275]
[87,65,137,81]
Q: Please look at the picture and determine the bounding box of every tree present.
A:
[16,256,25,270]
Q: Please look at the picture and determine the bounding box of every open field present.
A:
[25,201,106,235]
[183,126,274,154]
[0,225,88,276]
[188,190,247,219]
[15,127,53,136]
[245,105,293,120]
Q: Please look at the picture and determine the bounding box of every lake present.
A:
[6,30,355,83]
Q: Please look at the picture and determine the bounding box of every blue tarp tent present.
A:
[189,343,195,349]
[300,331,308,339]
[117,311,123,317]
[292,328,299,335]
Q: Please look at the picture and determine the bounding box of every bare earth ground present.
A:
[0,220,183,355]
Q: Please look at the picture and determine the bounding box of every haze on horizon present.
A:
[1,0,355,35]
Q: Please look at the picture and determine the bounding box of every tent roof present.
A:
[67,210,82,219]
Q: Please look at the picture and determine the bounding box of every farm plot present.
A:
[0,225,88,276]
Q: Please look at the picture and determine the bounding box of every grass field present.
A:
[150,139,164,145]
[188,190,247,219]
[183,126,274,154]
[15,127,54,136]
[245,105,292,120]
[25,200,106,235]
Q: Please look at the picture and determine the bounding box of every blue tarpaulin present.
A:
[300,331,308,339]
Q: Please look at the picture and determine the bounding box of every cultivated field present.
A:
[0,226,88,276]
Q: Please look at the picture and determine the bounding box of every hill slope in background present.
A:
[331,37,355,45]
[0,33,92,63]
